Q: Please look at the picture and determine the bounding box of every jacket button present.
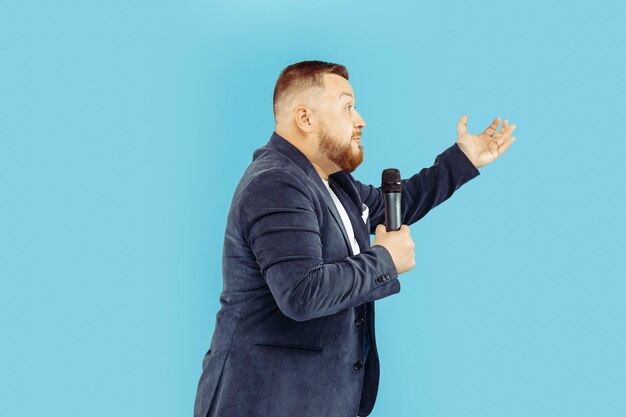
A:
[355,317,365,327]
[354,361,363,370]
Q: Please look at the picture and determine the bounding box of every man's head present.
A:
[273,60,366,177]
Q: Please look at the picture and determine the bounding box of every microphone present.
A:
[382,169,402,232]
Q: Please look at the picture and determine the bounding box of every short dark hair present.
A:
[273,60,349,122]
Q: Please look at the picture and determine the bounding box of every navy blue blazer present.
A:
[193,132,480,417]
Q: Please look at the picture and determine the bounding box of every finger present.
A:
[494,119,508,141]
[481,117,500,137]
[375,224,386,234]
[497,136,516,155]
[400,224,410,233]
[496,123,516,146]
[457,114,468,136]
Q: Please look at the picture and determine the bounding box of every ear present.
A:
[293,105,315,134]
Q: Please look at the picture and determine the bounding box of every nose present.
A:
[354,109,366,129]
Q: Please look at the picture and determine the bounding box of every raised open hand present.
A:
[456,115,517,169]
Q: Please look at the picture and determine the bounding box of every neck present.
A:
[274,126,338,181]
[311,161,331,181]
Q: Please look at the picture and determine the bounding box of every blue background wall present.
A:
[2,1,625,415]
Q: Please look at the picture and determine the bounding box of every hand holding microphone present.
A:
[372,169,416,274]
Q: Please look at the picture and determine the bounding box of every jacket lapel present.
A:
[325,199,353,255]
[328,179,371,253]
[264,132,354,254]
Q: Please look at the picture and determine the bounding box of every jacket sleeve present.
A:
[242,169,400,322]
[356,142,481,233]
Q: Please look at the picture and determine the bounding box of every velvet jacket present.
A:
[193,132,480,417]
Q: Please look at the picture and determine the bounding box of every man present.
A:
[193,60,516,417]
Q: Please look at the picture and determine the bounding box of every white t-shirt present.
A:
[322,179,361,255]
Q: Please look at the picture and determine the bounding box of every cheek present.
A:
[325,113,353,137]
[342,118,354,135]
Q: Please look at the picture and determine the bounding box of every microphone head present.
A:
[381,169,402,193]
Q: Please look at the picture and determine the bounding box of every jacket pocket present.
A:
[361,203,369,224]
[253,342,322,354]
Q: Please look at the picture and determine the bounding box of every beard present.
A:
[318,123,364,173]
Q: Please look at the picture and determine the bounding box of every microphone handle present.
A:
[384,192,402,232]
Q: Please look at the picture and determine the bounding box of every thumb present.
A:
[457,114,468,136]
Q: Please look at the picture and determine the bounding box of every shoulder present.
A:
[235,149,317,208]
